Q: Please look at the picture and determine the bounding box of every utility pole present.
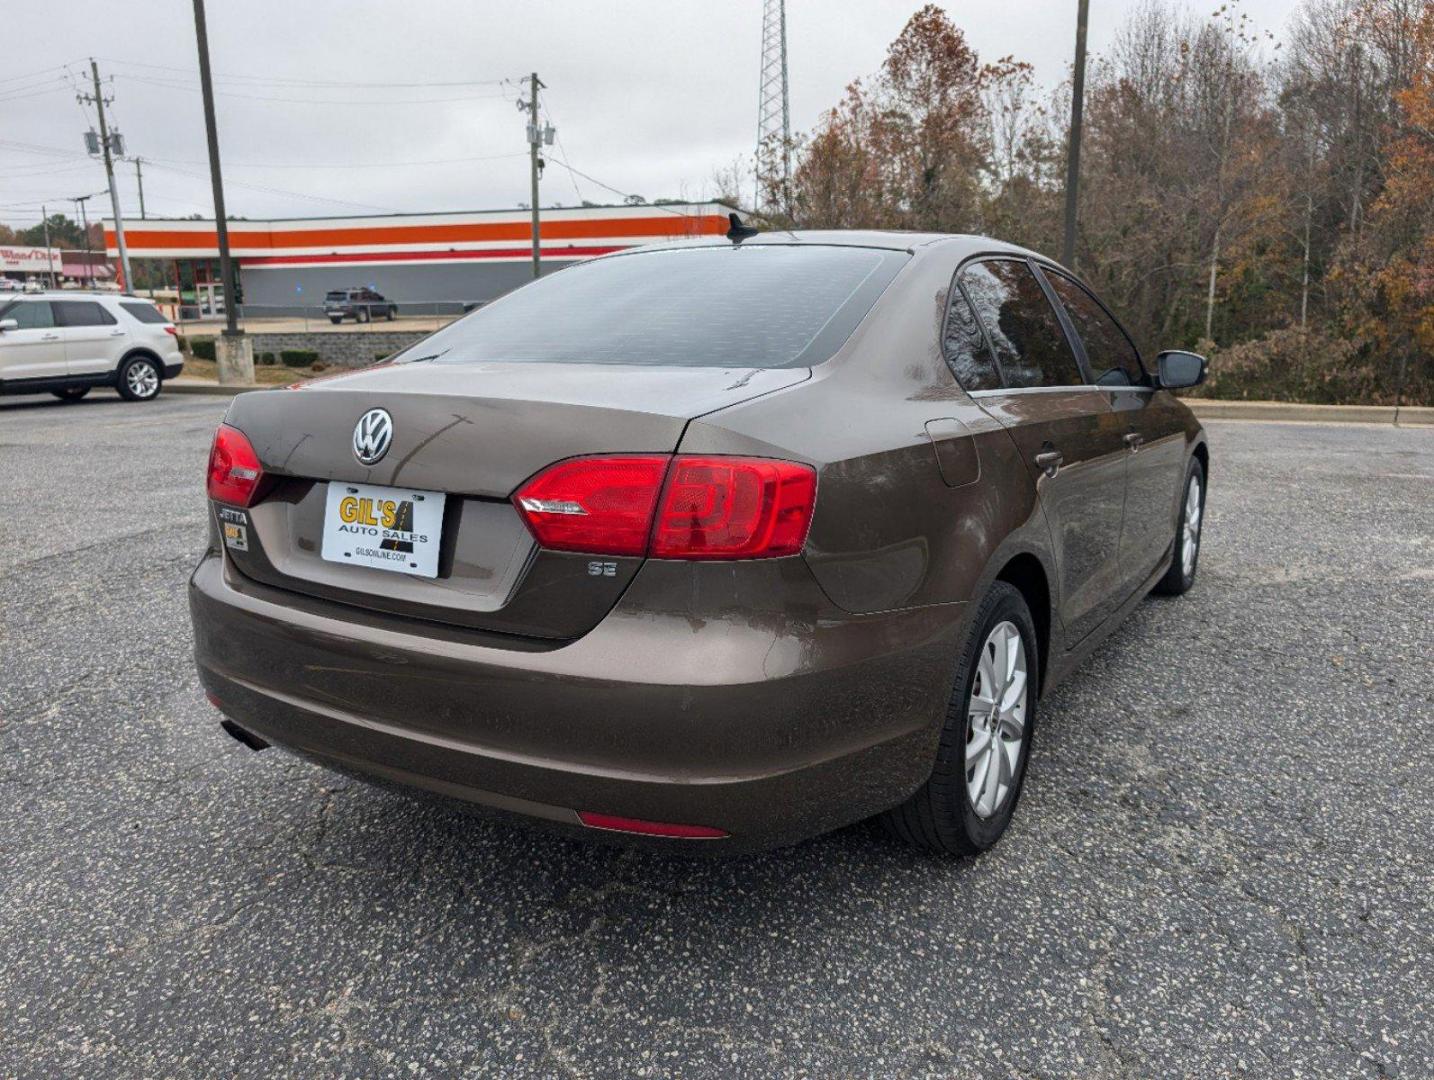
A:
[525,72,546,279]
[192,0,252,383]
[1061,0,1090,269]
[134,157,146,220]
[81,58,132,291]
[41,205,57,288]
[73,195,92,258]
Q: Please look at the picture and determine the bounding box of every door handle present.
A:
[1033,449,1063,477]
[1124,432,1144,451]
[41,333,60,340]
[109,329,126,337]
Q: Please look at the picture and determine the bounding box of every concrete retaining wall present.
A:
[194,330,432,369]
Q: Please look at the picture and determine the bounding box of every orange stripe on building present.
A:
[108,213,729,253]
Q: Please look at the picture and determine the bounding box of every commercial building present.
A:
[1,244,62,286]
[104,202,733,316]
[0,245,115,289]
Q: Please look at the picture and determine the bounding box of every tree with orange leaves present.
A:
[1341,1,1434,401]
[789,5,1022,233]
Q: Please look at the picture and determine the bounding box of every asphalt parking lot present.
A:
[2,389,1431,1078]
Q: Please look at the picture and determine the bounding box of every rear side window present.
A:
[941,282,1001,391]
[421,245,908,368]
[961,260,1083,388]
[1,301,54,329]
[54,301,118,328]
[119,300,167,325]
[1044,271,1143,387]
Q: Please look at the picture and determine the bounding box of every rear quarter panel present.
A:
[678,242,1055,617]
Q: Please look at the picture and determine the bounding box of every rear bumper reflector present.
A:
[577,811,728,839]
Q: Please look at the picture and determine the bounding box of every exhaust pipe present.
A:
[219,718,270,752]
[207,689,270,751]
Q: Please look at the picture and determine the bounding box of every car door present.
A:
[960,257,1130,645]
[0,300,66,381]
[53,299,127,376]
[1041,268,1186,591]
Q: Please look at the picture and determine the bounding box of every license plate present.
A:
[321,482,445,578]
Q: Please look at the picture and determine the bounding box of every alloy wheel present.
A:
[126,361,159,399]
[1182,474,1203,577]
[966,620,1028,819]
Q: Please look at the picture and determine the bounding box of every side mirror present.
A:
[1155,350,1206,390]
[0,318,18,333]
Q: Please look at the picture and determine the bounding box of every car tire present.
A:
[329,316,342,325]
[386,306,396,321]
[1154,458,1205,596]
[51,386,91,402]
[881,581,1039,856]
[357,307,371,324]
[116,355,162,402]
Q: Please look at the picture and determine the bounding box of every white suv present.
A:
[0,292,185,403]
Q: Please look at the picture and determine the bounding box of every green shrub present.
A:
[281,350,320,368]
[257,352,276,366]
[190,338,217,362]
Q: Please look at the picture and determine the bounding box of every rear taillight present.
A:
[206,423,265,507]
[164,325,178,336]
[652,456,816,559]
[514,455,669,556]
[513,454,816,560]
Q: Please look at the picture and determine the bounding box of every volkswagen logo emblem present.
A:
[352,408,393,466]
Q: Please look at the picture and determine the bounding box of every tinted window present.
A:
[1045,271,1143,386]
[1,300,54,330]
[119,300,167,324]
[941,281,1001,390]
[421,246,907,368]
[961,260,1083,388]
[325,291,347,302]
[54,301,117,328]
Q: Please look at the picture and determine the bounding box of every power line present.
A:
[138,151,527,171]
[0,77,74,103]
[116,72,516,106]
[546,155,629,200]
[0,138,89,159]
[0,62,82,87]
[0,137,523,174]
[143,159,401,214]
[98,56,523,89]
[0,162,94,181]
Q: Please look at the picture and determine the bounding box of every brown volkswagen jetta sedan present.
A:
[191,229,1209,854]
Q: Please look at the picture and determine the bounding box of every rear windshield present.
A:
[325,291,349,301]
[414,245,907,369]
[119,300,167,324]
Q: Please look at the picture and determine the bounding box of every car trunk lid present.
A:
[216,361,808,639]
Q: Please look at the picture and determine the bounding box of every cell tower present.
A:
[756,0,791,210]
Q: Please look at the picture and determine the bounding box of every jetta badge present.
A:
[352,408,393,466]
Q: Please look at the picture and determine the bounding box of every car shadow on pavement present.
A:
[0,392,132,412]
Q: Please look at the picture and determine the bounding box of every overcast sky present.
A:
[1,0,1303,227]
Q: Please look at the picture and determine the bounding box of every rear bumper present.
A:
[163,360,184,380]
[189,550,966,851]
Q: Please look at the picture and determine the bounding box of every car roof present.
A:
[596,229,1059,266]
